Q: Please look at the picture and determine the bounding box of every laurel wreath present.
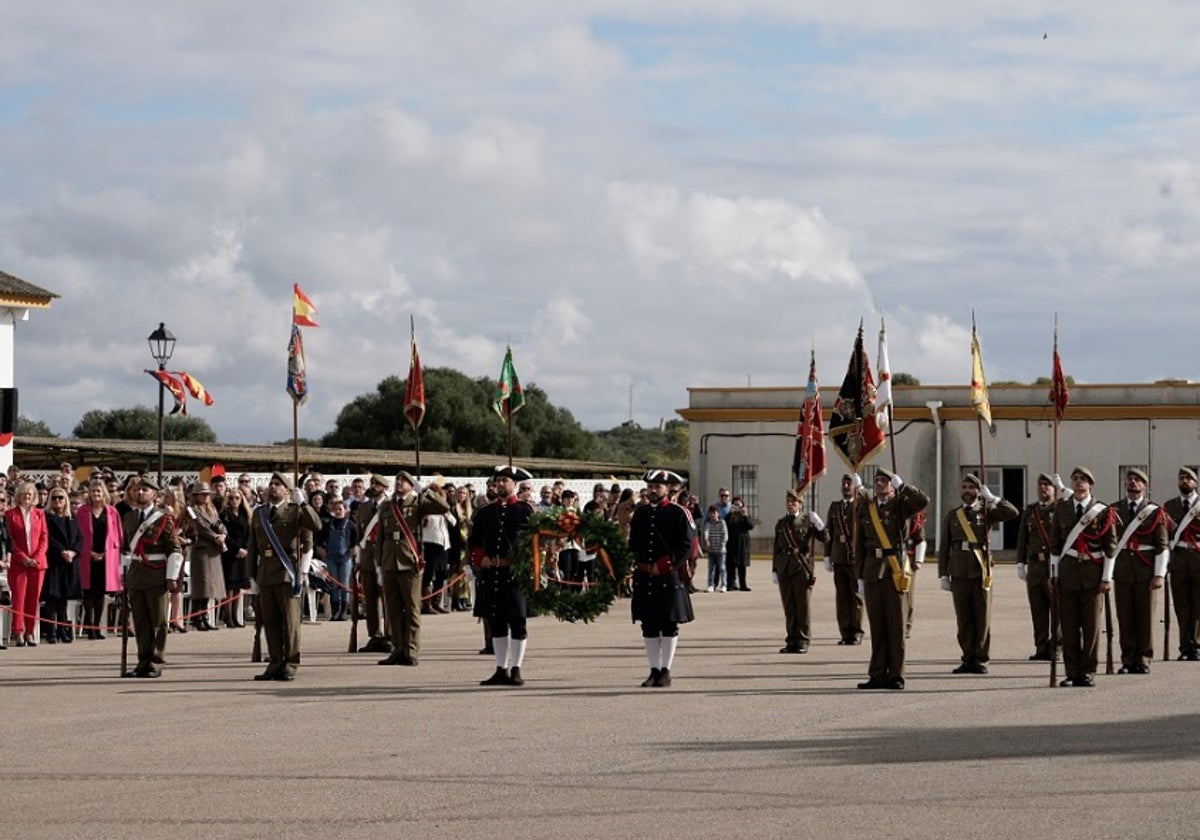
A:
[512,508,633,623]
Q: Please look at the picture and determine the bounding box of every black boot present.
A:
[480,667,510,686]
[640,668,661,687]
[653,668,672,687]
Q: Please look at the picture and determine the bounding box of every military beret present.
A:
[642,468,683,486]
[1180,467,1198,482]
[1125,467,1149,483]
[1069,466,1095,485]
[841,474,854,482]
[875,467,895,482]
[369,473,390,488]
[493,465,534,482]
[961,473,982,488]
[138,478,161,492]
[785,488,800,502]
[395,470,418,487]
[1036,473,1055,485]
[189,481,212,496]
[271,471,294,491]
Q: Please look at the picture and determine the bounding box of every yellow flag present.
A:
[971,325,992,426]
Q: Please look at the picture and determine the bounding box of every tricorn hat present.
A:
[642,468,684,486]
[493,465,534,482]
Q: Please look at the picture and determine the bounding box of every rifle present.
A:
[348,559,360,653]
[119,570,131,677]
[251,591,263,663]
[1163,572,1171,662]
[1104,589,1114,674]
[1048,576,1059,687]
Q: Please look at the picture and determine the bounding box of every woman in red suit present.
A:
[6,481,48,646]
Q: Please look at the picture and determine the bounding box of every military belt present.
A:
[873,548,899,559]
[635,561,668,576]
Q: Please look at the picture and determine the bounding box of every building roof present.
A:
[0,270,59,308]
[679,382,1200,423]
[13,435,647,479]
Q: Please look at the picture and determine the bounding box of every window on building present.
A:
[732,465,759,521]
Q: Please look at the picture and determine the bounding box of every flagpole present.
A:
[1053,314,1060,475]
[1050,314,1061,687]
[973,314,991,579]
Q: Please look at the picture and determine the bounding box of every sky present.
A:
[4,2,1200,444]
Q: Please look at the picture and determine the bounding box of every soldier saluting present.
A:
[246,472,321,682]
[854,467,928,690]
[937,473,1018,675]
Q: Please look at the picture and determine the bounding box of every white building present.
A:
[680,382,1200,552]
[0,270,59,471]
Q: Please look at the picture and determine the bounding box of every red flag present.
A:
[146,369,187,416]
[828,323,885,472]
[178,372,214,406]
[1051,345,1069,421]
[404,333,426,431]
[793,350,827,496]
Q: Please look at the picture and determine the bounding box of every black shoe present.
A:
[253,671,278,681]
[94,632,106,640]
[1188,650,1200,661]
[1058,677,1076,687]
[60,633,73,644]
[1117,665,1132,674]
[1177,652,1190,661]
[479,646,494,655]
[1076,675,1095,687]
[850,637,863,645]
[952,663,973,674]
[507,666,524,686]
[857,679,888,690]
[273,672,295,682]
[45,635,58,644]
[378,653,406,665]
[780,646,801,654]
[151,655,167,665]
[653,668,671,687]
[1135,663,1150,674]
[135,667,162,679]
[1029,652,1052,661]
[797,645,809,654]
[886,677,905,690]
[481,667,510,686]
[640,668,661,687]
[972,663,989,675]
[739,587,751,592]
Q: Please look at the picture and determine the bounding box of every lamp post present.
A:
[147,322,176,485]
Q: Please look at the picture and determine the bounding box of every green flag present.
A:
[492,345,526,420]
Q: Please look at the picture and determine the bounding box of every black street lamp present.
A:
[147,322,176,485]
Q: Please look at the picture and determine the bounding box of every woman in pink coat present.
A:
[75,478,124,639]
[6,481,48,646]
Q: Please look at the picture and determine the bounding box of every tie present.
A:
[1076,503,1084,519]
[1130,501,1137,518]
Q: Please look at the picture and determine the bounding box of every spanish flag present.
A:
[293,284,319,328]
[179,372,214,406]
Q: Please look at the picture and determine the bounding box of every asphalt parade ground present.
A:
[2,568,1198,840]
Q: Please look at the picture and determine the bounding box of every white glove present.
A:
[248,577,259,595]
[939,575,952,592]
[375,567,383,586]
[771,572,779,585]
[121,553,133,572]
[413,481,426,495]
[291,488,305,505]
[913,541,927,569]
[857,578,866,597]
[851,474,863,490]
[298,550,313,578]
[890,473,904,489]
[1016,563,1027,582]
[465,566,474,581]
[1052,474,1070,501]
[1050,554,1061,577]
[824,557,834,573]
[807,511,825,530]
[979,485,998,504]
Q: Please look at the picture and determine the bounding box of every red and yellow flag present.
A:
[179,372,214,406]
[146,369,187,415]
[293,284,319,328]
[971,321,992,427]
